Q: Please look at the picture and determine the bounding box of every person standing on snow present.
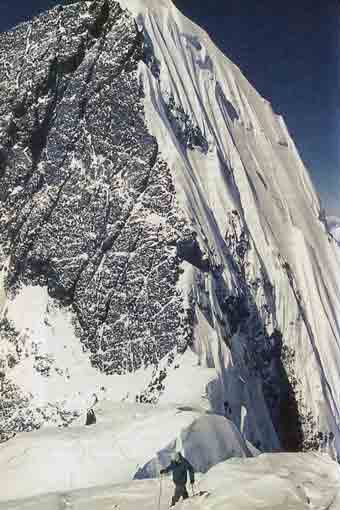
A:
[160,452,195,507]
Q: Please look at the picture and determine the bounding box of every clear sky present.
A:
[1,0,339,216]
[173,0,340,217]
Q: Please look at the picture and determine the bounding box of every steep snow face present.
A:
[120,0,340,453]
[0,0,340,462]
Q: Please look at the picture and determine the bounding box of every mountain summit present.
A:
[0,0,339,472]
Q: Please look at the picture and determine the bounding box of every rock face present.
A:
[0,0,192,370]
[1,0,340,459]
[0,0,192,439]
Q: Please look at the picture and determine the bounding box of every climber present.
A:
[85,408,96,426]
[85,392,98,426]
[160,452,195,507]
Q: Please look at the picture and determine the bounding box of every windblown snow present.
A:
[0,0,340,507]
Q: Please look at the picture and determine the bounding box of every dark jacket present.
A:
[161,454,195,485]
[85,408,96,426]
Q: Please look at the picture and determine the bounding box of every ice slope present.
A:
[0,401,254,502]
[118,0,340,453]
[2,452,340,510]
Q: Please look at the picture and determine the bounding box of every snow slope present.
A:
[0,402,254,502]
[2,452,340,509]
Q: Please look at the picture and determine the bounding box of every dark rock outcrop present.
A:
[0,0,194,439]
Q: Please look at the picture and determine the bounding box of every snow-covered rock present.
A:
[0,0,339,469]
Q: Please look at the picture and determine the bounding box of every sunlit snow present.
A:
[1,0,340,508]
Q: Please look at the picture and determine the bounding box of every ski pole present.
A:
[158,475,162,510]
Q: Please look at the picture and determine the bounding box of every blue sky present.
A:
[1,0,339,216]
[173,0,340,216]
